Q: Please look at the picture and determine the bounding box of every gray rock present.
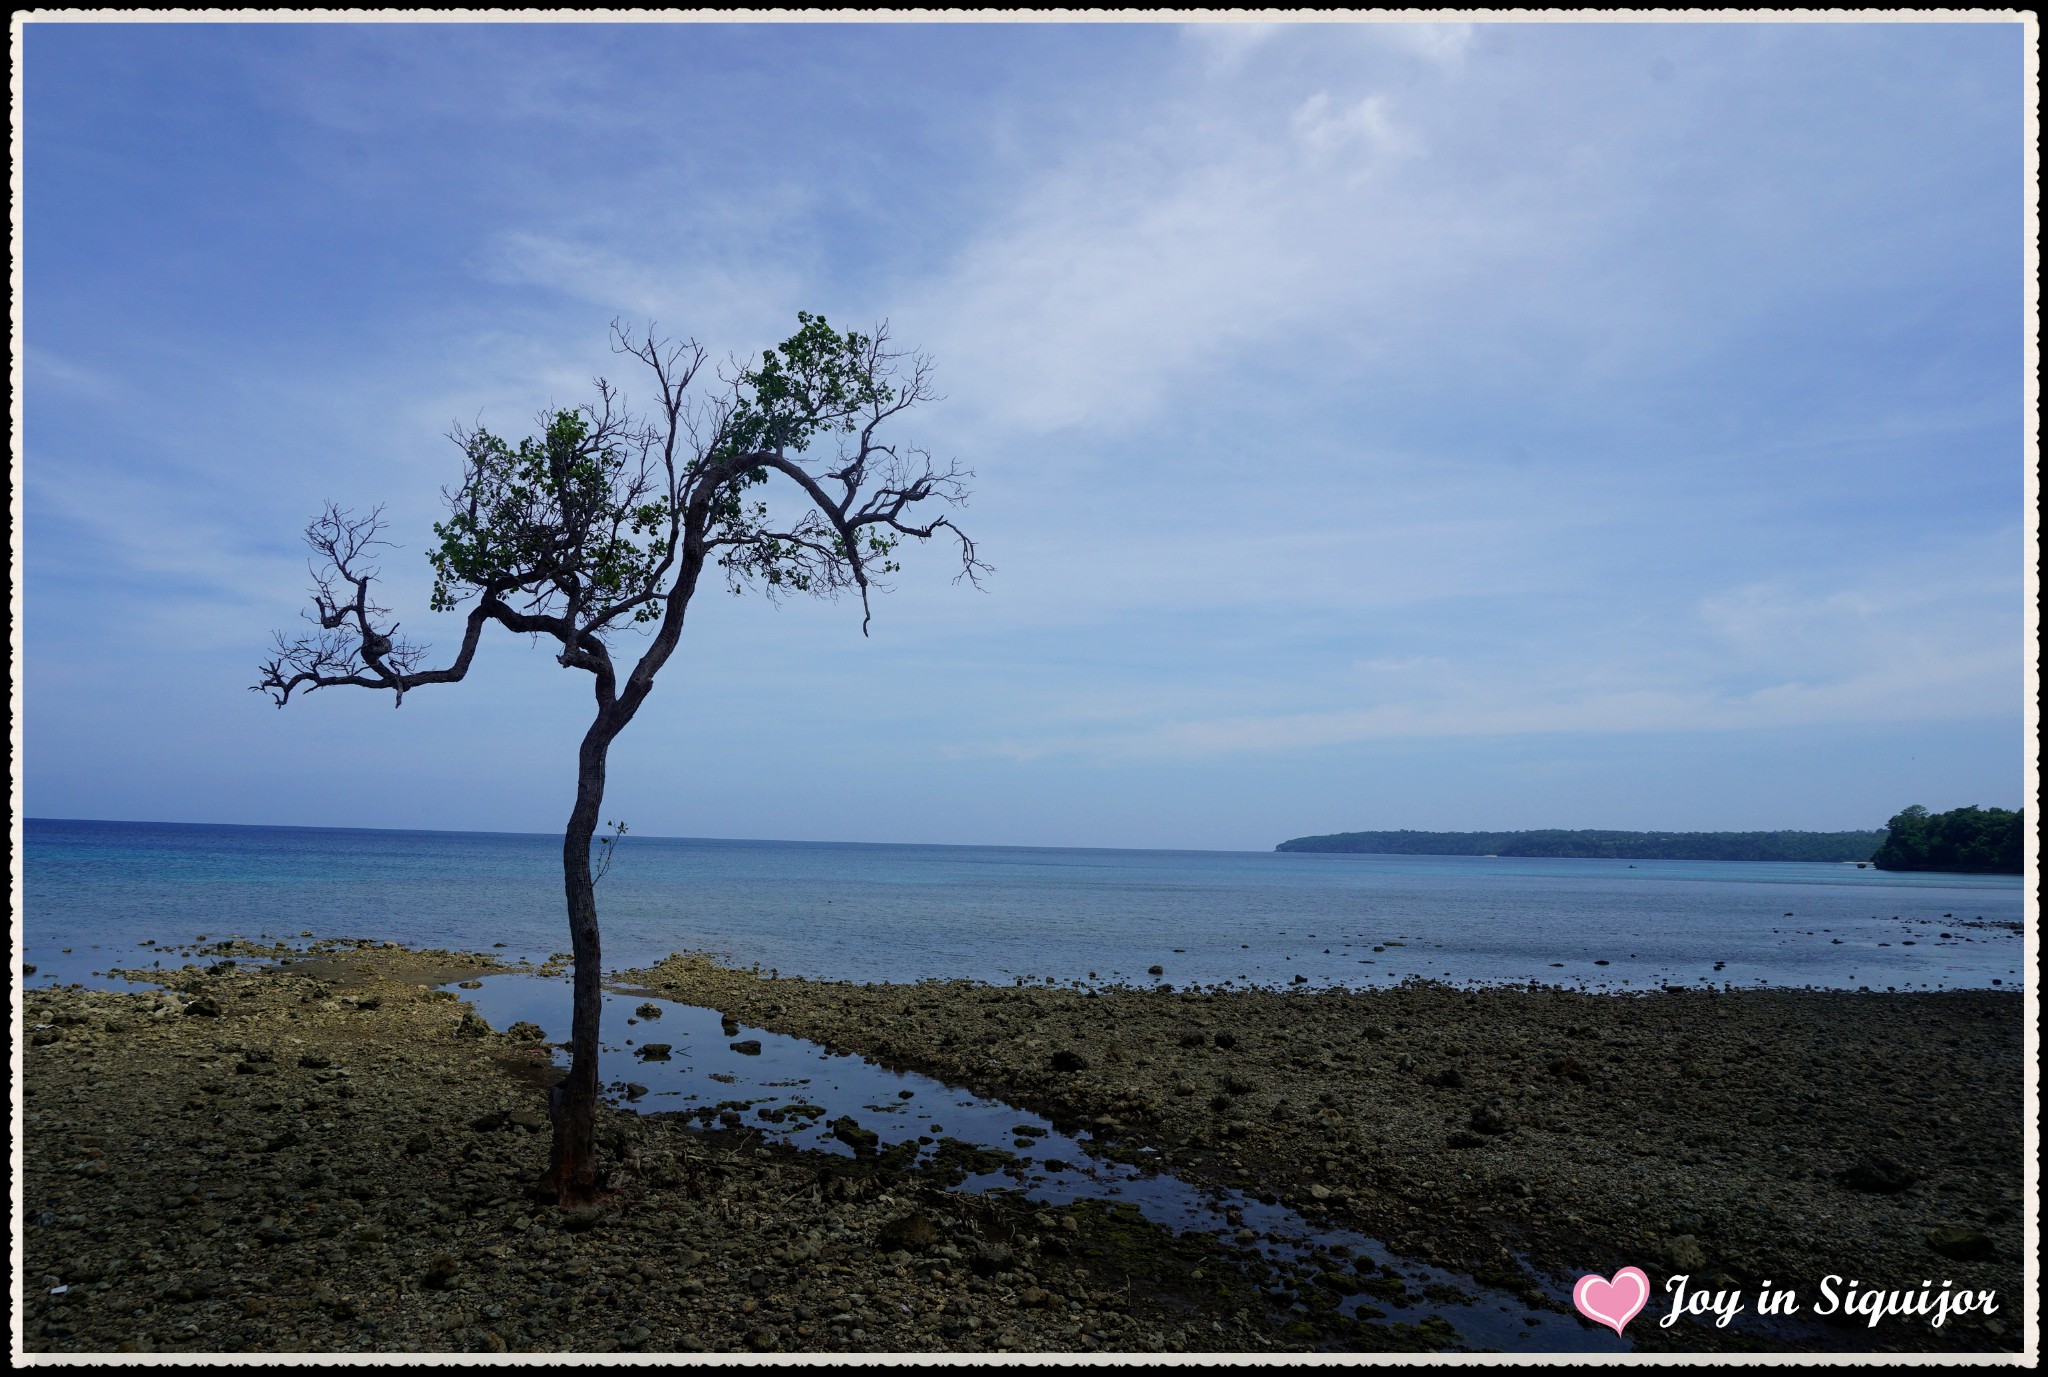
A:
[1840,1153,1916,1194]
[1546,1055,1591,1084]
[876,1213,941,1252]
[1664,1234,1707,1272]
[252,1218,301,1244]
[1927,1225,1993,1261]
[968,1242,1014,1277]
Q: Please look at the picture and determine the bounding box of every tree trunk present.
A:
[537,716,614,1206]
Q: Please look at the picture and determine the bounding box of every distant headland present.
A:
[1278,810,2025,873]
[1869,806,2024,874]
[1274,828,1885,862]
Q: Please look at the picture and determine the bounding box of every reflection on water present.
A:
[459,972,1644,1353]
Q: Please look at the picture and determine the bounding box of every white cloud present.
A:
[1371,21,1477,69]
[901,118,1445,434]
[1179,20,1284,72]
[962,537,2022,762]
[1181,19,1475,72]
[896,35,1613,440]
[974,648,2015,763]
[1291,92,1420,161]
[475,230,804,356]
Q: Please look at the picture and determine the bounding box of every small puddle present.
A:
[452,972,1632,1353]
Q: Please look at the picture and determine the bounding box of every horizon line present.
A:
[24,814,1922,856]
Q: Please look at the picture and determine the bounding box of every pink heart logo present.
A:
[1573,1266,1650,1336]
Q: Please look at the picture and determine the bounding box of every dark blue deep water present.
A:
[20,818,2026,993]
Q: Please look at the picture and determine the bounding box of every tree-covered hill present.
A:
[1274,828,1887,862]
[1870,805,2024,874]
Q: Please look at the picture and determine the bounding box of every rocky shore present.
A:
[621,953,2026,1354]
[20,938,2025,1355]
[19,940,1318,1355]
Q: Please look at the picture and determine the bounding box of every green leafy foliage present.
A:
[1871,805,2024,874]
[715,311,893,462]
[428,409,670,622]
[699,314,917,597]
[261,311,976,695]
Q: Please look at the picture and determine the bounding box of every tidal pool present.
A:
[455,972,1642,1353]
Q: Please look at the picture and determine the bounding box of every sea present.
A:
[19,818,2028,994]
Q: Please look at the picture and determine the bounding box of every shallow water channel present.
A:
[452,972,1632,1354]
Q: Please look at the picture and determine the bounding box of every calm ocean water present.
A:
[19,818,2027,994]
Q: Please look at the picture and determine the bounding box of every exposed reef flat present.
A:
[623,953,2024,1354]
[19,937,2023,1354]
[19,940,1358,1355]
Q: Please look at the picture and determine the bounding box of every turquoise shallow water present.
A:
[21,818,2026,993]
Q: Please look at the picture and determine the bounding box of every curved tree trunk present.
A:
[534,527,709,1207]
[538,716,615,1206]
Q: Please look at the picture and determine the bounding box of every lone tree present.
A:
[256,315,984,1205]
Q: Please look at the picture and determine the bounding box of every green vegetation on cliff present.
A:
[1871,805,2023,874]
[1274,828,1886,862]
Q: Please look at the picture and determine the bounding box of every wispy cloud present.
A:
[24,349,127,403]
[973,649,2015,764]
[1291,91,1422,161]
[897,32,1628,440]
[964,538,2022,762]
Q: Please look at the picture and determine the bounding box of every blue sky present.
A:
[20,18,2030,850]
